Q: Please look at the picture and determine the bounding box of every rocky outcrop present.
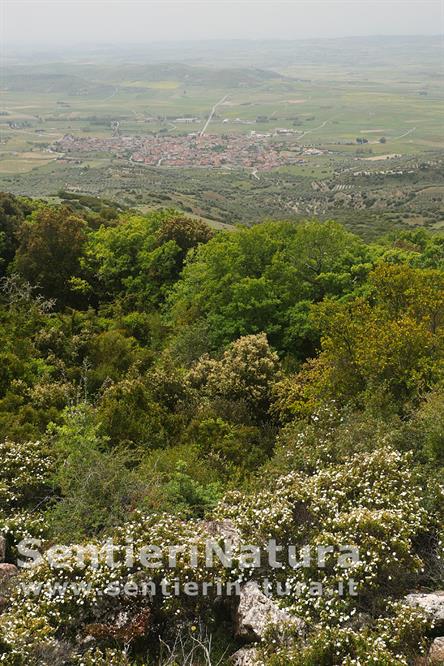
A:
[235,581,304,642]
[405,591,444,627]
[429,637,444,664]
[230,647,261,665]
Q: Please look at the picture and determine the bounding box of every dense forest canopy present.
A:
[0,191,443,665]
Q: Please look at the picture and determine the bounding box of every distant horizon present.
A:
[7,32,444,44]
[2,0,442,48]
[4,33,443,59]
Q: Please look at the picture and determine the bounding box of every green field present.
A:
[1,36,443,237]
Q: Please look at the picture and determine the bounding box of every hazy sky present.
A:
[2,0,443,47]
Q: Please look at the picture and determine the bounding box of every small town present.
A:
[52,132,312,170]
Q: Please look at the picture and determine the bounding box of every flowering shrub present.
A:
[268,403,380,476]
[262,601,430,665]
[0,439,53,510]
[1,512,48,561]
[0,437,439,665]
[0,511,231,663]
[214,447,437,662]
[188,333,280,414]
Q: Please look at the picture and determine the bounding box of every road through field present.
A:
[102,87,119,102]
[392,127,416,140]
[296,119,330,140]
[200,94,229,136]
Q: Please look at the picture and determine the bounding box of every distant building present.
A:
[174,117,200,123]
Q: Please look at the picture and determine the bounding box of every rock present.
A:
[0,564,18,598]
[414,658,427,666]
[0,563,18,581]
[235,581,304,642]
[28,640,74,664]
[77,634,96,649]
[203,519,242,550]
[0,535,5,563]
[429,637,444,664]
[84,608,151,642]
[230,647,261,665]
[344,611,372,630]
[405,591,444,627]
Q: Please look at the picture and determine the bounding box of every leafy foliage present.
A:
[14,207,88,307]
[0,195,443,664]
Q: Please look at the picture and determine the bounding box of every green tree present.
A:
[83,210,213,310]
[48,405,140,541]
[0,192,32,276]
[169,220,370,353]
[14,207,87,306]
[273,263,444,418]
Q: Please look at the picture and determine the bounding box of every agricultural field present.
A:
[1,36,443,238]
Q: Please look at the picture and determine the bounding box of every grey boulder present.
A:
[405,591,444,627]
[235,581,304,642]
